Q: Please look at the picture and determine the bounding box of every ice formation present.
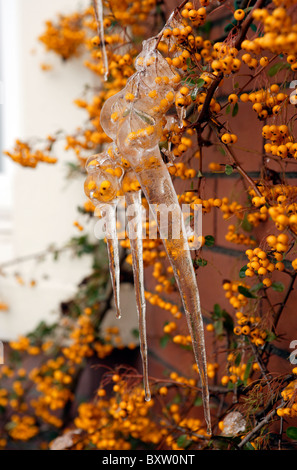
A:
[84,17,211,433]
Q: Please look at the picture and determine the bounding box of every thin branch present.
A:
[238,408,277,449]
[273,272,297,329]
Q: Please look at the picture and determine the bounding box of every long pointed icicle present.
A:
[126,190,150,401]
[99,21,212,432]
[92,0,109,81]
[101,203,121,320]
[131,148,211,434]
[84,152,123,320]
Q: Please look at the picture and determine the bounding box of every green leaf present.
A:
[194,396,202,406]
[271,282,285,292]
[194,257,207,267]
[286,427,297,440]
[244,442,256,450]
[239,265,247,278]
[205,235,215,247]
[184,77,196,86]
[196,78,206,87]
[225,164,233,175]
[241,213,253,233]
[131,328,139,339]
[238,285,256,299]
[250,23,257,32]
[265,331,277,342]
[214,319,223,336]
[213,303,222,319]
[169,276,176,285]
[226,104,231,114]
[218,146,226,156]
[243,356,254,385]
[234,352,242,367]
[232,102,239,117]
[268,62,290,77]
[200,20,212,35]
[250,282,264,292]
[222,310,234,333]
[160,334,170,348]
[177,435,189,448]
[224,22,236,33]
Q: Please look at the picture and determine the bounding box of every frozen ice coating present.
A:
[85,152,123,320]
[125,184,150,401]
[131,146,210,433]
[101,202,122,320]
[92,14,211,434]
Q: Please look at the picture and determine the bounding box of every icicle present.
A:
[100,202,121,319]
[125,188,150,401]
[125,146,211,434]
[92,0,109,81]
[84,151,124,320]
[97,21,212,433]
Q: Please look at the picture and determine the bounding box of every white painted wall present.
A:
[0,0,137,342]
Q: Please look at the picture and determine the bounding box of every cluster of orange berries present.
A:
[277,369,297,418]
[251,6,297,71]
[4,140,57,168]
[163,321,178,335]
[180,3,207,26]
[262,124,297,159]
[240,84,287,119]
[220,198,244,221]
[189,196,222,214]
[9,336,40,356]
[68,93,112,161]
[221,353,259,386]
[221,133,238,145]
[63,312,121,362]
[168,162,197,179]
[107,0,157,29]
[39,13,86,60]
[153,262,175,294]
[0,388,8,408]
[163,120,196,159]
[208,43,241,75]
[244,238,287,282]
[7,415,39,442]
[195,87,221,115]
[145,291,182,319]
[223,281,250,309]
[173,333,192,347]
[164,400,209,447]
[73,378,163,450]
[225,224,256,247]
[29,356,74,420]
[266,232,289,254]
[193,361,218,379]
[73,220,84,231]
[233,312,267,346]
[249,183,297,231]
